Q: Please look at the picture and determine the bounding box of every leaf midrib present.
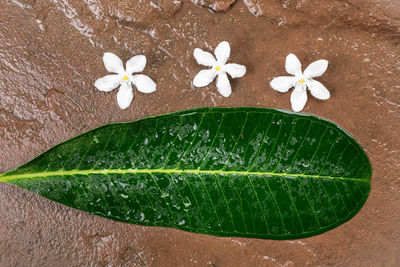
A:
[0,168,368,183]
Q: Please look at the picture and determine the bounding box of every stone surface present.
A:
[0,0,399,266]
[190,0,236,11]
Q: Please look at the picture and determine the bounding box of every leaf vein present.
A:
[248,114,276,171]
[196,173,223,231]
[247,175,270,234]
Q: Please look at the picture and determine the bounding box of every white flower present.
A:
[193,41,246,97]
[94,52,156,109]
[270,53,330,112]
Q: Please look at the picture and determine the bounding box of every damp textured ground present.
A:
[0,0,399,266]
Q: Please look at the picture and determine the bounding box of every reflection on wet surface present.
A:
[0,0,399,265]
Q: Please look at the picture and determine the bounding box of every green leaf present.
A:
[0,107,371,239]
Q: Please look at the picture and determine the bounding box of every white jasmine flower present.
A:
[193,41,246,97]
[270,53,330,112]
[94,52,156,109]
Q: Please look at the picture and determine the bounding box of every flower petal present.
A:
[133,74,156,93]
[194,48,217,67]
[94,75,121,92]
[290,86,308,112]
[308,80,330,100]
[270,76,295,93]
[117,83,133,109]
[304,59,328,78]
[225,63,246,78]
[214,41,230,65]
[216,73,232,97]
[285,53,302,75]
[103,52,124,74]
[193,69,217,87]
[126,55,146,74]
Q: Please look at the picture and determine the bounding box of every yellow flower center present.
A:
[123,75,128,81]
[299,78,305,84]
[215,66,221,71]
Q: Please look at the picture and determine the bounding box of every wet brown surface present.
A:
[0,0,399,266]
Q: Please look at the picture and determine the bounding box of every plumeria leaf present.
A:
[0,107,371,240]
